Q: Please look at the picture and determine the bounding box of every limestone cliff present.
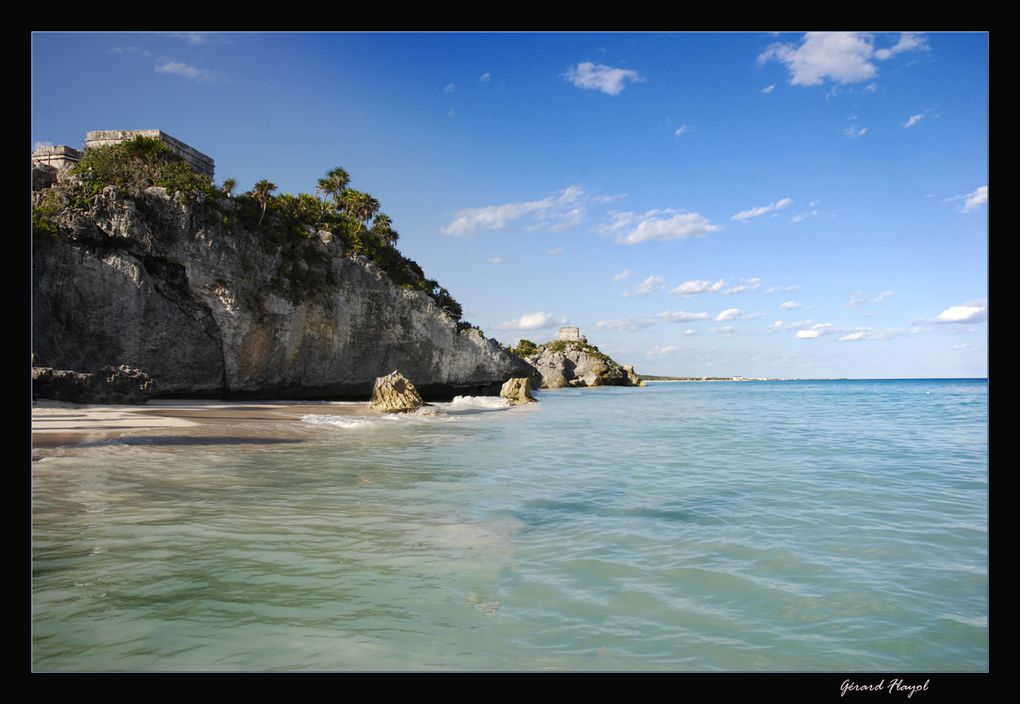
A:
[33,185,530,400]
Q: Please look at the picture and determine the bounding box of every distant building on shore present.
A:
[557,326,586,343]
[31,129,214,179]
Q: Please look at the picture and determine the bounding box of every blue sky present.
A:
[32,32,988,378]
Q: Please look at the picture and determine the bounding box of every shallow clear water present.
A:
[32,380,988,671]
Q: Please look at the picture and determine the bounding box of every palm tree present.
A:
[342,189,381,229]
[315,167,350,217]
[252,179,277,226]
[371,213,399,246]
[220,178,237,197]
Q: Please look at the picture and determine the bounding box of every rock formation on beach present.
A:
[500,377,537,405]
[32,136,531,400]
[370,370,426,413]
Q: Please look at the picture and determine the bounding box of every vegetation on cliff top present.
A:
[32,136,465,321]
[543,339,614,364]
[506,337,614,364]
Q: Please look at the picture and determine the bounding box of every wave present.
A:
[445,396,510,412]
[300,396,513,430]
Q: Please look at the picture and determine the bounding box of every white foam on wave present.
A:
[302,397,510,430]
[300,414,377,429]
[445,396,510,412]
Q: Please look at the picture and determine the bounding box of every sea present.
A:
[31,379,988,672]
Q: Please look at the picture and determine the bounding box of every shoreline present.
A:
[32,399,372,451]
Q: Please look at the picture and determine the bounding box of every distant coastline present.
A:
[640,375,788,383]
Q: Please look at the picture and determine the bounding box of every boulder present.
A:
[32,365,155,404]
[370,370,425,413]
[500,377,536,405]
[622,364,646,387]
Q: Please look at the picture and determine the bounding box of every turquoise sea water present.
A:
[32,380,988,671]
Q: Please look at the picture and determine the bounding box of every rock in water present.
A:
[32,365,155,404]
[370,370,425,413]
[622,364,646,387]
[500,377,536,405]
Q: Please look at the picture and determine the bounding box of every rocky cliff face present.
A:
[33,186,530,399]
[524,340,642,389]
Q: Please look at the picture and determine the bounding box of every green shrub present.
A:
[510,339,538,357]
[70,136,215,199]
[32,188,63,237]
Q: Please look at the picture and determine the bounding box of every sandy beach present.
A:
[32,399,373,453]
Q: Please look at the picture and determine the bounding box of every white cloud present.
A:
[838,326,926,341]
[603,209,723,245]
[712,326,736,336]
[647,345,679,358]
[791,211,818,224]
[904,113,924,128]
[962,186,988,213]
[934,303,987,324]
[758,32,927,87]
[847,290,895,306]
[723,278,763,295]
[593,310,709,332]
[732,197,793,222]
[758,320,786,334]
[444,83,456,93]
[33,140,54,151]
[109,46,152,57]
[480,72,492,82]
[780,300,801,310]
[874,32,927,61]
[762,83,776,94]
[715,308,742,322]
[165,32,231,46]
[443,185,586,236]
[611,269,633,282]
[494,311,556,331]
[564,61,643,96]
[674,125,689,138]
[954,343,975,351]
[683,329,698,336]
[794,322,835,339]
[155,60,216,82]
[486,256,502,265]
[743,311,768,321]
[764,284,800,294]
[548,247,565,255]
[844,125,868,139]
[671,279,727,297]
[657,311,709,323]
[594,317,657,332]
[447,109,455,118]
[624,276,666,298]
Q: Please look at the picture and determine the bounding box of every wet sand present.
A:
[32,399,373,450]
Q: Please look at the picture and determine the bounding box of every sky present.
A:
[31,32,988,378]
